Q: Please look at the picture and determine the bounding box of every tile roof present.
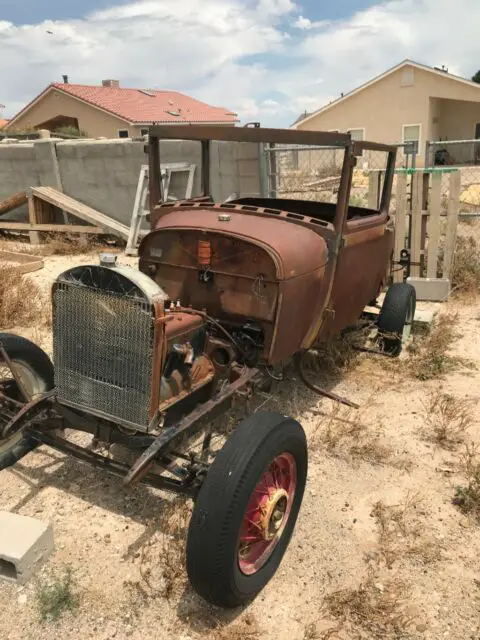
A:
[50,83,238,124]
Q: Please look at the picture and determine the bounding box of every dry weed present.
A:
[422,391,474,448]
[214,615,261,640]
[311,403,393,467]
[34,233,108,256]
[406,313,461,380]
[322,570,415,639]
[136,498,191,600]
[451,235,480,296]
[453,443,480,520]
[372,493,442,568]
[0,264,51,329]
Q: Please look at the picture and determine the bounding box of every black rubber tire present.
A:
[186,411,307,608]
[377,283,416,356]
[0,333,54,391]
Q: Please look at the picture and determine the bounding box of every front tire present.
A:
[377,283,416,356]
[186,411,307,608]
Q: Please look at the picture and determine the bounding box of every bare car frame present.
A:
[0,126,415,607]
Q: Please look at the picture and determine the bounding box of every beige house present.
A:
[5,79,238,138]
[292,60,480,165]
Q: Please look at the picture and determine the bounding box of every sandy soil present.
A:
[1,243,480,640]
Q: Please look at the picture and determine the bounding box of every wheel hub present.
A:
[259,489,289,540]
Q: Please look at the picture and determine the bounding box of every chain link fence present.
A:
[425,139,480,215]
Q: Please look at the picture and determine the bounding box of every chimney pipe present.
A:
[62,75,69,84]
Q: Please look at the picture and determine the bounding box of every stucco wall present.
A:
[0,138,261,225]
[296,65,480,161]
[7,89,136,138]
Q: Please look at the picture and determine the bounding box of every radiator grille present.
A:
[53,281,155,429]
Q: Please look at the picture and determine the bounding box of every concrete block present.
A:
[407,277,451,302]
[0,512,54,584]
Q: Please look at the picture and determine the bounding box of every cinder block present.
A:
[407,277,451,302]
[0,512,54,584]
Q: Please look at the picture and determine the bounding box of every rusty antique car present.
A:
[0,126,415,607]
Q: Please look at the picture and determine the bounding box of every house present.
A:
[5,79,238,138]
[0,119,8,129]
[291,60,480,165]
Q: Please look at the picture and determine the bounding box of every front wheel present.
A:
[377,283,416,356]
[186,411,307,608]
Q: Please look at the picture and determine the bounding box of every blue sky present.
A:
[1,0,479,126]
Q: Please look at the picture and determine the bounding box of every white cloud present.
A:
[293,15,329,30]
[2,0,480,127]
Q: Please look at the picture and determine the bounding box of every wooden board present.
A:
[442,171,461,279]
[410,173,423,278]
[393,172,408,283]
[0,192,27,216]
[0,221,103,233]
[426,172,442,279]
[31,187,130,238]
[0,250,44,274]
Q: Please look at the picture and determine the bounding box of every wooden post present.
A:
[27,196,41,245]
[442,171,461,280]
[410,173,423,278]
[368,171,381,209]
[426,172,442,278]
[393,172,408,283]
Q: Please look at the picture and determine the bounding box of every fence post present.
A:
[442,171,461,280]
[410,172,423,278]
[368,171,381,209]
[426,172,442,278]
[393,172,408,283]
[258,143,268,198]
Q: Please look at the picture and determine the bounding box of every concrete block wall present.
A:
[0,137,262,227]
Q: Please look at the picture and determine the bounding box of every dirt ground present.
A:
[1,237,480,640]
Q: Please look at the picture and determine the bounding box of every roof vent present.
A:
[434,65,449,73]
[138,89,155,97]
[62,74,69,84]
[102,79,120,88]
[166,110,180,117]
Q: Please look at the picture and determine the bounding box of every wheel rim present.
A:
[402,297,415,343]
[238,452,297,576]
[4,360,45,398]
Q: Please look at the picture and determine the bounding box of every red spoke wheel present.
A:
[186,412,307,608]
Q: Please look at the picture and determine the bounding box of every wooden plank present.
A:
[393,172,408,283]
[0,192,27,216]
[27,196,41,245]
[426,172,442,278]
[368,171,380,209]
[442,171,461,280]
[0,221,103,233]
[31,187,130,238]
[410,173,423,278]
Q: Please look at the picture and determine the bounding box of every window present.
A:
[402,124,421,153]
[140,128,149,137]
[118,129,129,138]
[347,128,365,141]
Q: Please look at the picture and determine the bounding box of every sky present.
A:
[1,0,480,127]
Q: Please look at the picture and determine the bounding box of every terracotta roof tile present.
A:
[50,83,238,124]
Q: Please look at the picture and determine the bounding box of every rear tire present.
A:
[186,411,307,608]
[377,283,416,356]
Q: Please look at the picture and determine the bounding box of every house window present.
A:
[402,124,421,153]
[347,128,365,141]
[118,129,129,138]
[140,128,149,137]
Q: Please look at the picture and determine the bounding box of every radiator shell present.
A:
[53,265,166,431]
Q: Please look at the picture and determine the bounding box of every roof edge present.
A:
[291,59,480,130]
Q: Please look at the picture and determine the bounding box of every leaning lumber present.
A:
[0,192,28,217]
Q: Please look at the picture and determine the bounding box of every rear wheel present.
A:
[186,411,307,608]
[377,283,416,356]
[0,334,54,463]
